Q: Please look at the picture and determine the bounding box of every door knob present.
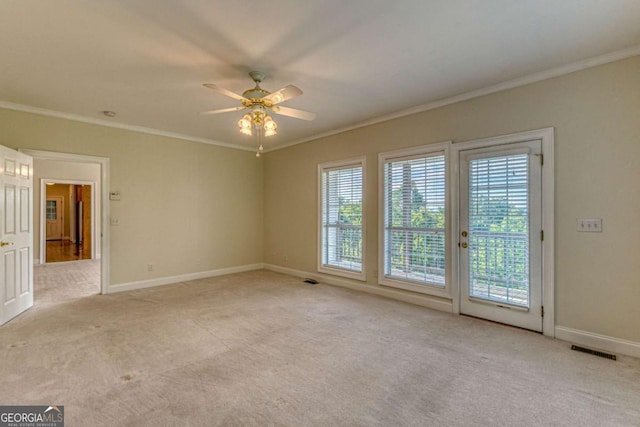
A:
[0,241,14,247]
[461,242,468,248]
[461,231,468,237]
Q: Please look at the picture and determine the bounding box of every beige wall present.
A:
[263,56,640,343]
[0,109,263,285]
[34,160,101,259]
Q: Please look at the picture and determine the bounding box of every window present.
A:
[379,144,449,296]
[46,200,57,220]
[468,153,530,307]
[318,157,366,280]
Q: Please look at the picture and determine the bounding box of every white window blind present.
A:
[468,154,529,307]
[320,161,364,278]
[383,154,446,286]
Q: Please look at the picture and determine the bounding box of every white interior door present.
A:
[459,140,542,331]
[0,146,33,325]
[46,196,63,240]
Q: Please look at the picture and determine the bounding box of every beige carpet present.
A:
[1,268,639,426]
[33,259,101,305]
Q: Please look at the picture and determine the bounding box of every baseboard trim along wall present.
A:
[264,263,454,313]
[108,263,265,294]
[555,326,640,359]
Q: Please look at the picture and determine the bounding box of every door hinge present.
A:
[541,305,544,317]
[534,153,544,166]
[540,230,544,241]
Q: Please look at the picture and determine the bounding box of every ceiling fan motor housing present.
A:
[243,70,270,101]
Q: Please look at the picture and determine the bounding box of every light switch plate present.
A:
[577,218,602,232]
[109,191,121,201]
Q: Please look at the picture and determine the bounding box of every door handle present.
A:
[461,231,468,237]
[0,241,14,247]
[461,242,468,248]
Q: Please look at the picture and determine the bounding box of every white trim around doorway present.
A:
[19,149,110,295]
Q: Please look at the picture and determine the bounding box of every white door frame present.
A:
[41,179,96,263]
[450,127,555,337]
[20,149,110,295]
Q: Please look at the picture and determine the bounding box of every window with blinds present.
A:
[319,158,365,280]
[382,152,446,288]
[468,153,530,307]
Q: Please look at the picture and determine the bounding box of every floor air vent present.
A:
[303,278,318,285]
[571,345,617,361]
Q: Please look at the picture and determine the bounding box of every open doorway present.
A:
[36,163,101,303]
[43,181,95,263]
[20,149,110,303]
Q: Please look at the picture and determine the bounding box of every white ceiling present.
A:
[1,1,639,151]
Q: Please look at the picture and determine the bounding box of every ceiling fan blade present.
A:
[272,105,316,121]
[263,85,303,105]
[200,106,246,115]
[203,84,247,101]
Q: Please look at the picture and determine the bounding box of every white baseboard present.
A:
[108,263,265,294]
[555,326,640,359]
[264,263,453,313]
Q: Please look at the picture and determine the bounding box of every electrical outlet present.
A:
[147,264,154,272]
[110,218,120,226]
[577,218,602,232]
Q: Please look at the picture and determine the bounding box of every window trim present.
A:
[378,142,451,298]
[317,156,367,281]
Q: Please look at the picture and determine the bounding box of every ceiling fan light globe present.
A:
[238,114,253,135]
[263,115,277,137]
[238,114,252,126]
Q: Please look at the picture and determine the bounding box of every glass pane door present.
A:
[459,140,542,332]
[468,153,529,307]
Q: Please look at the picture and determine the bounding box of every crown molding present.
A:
[0,101,254,152]
[266,44,640,153]
[2,44,639,154]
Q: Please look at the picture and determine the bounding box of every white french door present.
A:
[0,145,33,325]
[459,140,542,331]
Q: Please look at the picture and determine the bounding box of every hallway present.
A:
[46,240,92,263]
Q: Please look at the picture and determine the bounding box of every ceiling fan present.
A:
[202,70,316,121]
[201,71,315,156]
